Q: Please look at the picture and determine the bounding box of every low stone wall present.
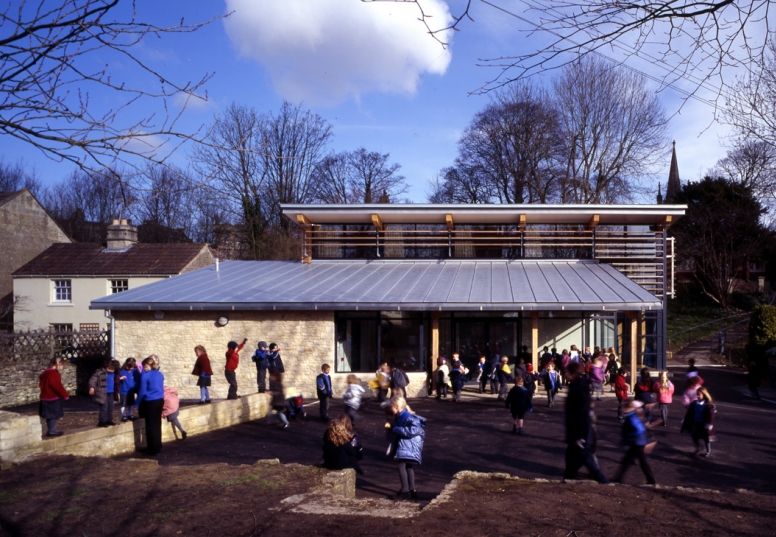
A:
[0,392,270,469]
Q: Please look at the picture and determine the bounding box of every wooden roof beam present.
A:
[371,214,384,231]
[660,215,673,229]
[518,214,527,231]
[588,214,600,229]
[446,214,454,231]
[296,214,312,228]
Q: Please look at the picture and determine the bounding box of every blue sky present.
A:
[3,0,739,202]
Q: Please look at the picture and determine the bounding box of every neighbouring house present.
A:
[90,203,685,400]
[0,189,72,329]
[13,219,214,332]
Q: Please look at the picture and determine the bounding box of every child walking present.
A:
[269,369,289,429]
[162,386,187,440]
[541,362,561,407]
[316,364,333,421]
[39,355,69,436]
[652,371,674,426]
[118,357,137,422]
[343,374,365,425]
[612,399,657,485]
[505,376,532,434]
[386,396,426,501]
[681,387,716,457]
[88,358,119,427]
[191,345,213,403]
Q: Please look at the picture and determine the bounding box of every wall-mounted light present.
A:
[154,311,164,320]
[217,316,229,326]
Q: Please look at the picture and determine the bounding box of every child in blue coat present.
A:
[505,376,532,434]
[387,396,426,501]
[118,357,137,422]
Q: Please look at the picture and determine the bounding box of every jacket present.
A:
[614,374,629,401]
[225,342,245,371]
[681,400,716,434]
[322,432,363,474]
[621,410,648,446]
[542,370,560,392]
[135,370,165,407]
[88,368,112,405]
[343,383,365,409]
[506,385,532,414]
[316,373,332,398]
[39,368,69,401]
[436,364,450,385]
[589,365,605,384]
[252,348,269,366]
[565,377,592,446]
[267,351,285,373]
[391,409,426,464]
[192,353,213,377]
[449,367,466,390]
[162,386,180,418]
[652,381,674,404]
[496,363,513,384]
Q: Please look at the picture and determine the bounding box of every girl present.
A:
[605,349,620,392]
[681,387,716,457]
[118,357,137,422]
[652,371,675,426]
[162,385,187,440]
[435,357,450,399]
[342,374,365,425]
[191,345,213,404]
[541,362,560,407]
[505,376,532,434]
[386,396,426,501]
[615,367,630,422]
[39,355,69,437]
[134,356,165,456]
[589,357,605,401]
[269,369,289,429]
[322,415,364,474]
[682,374,703,406]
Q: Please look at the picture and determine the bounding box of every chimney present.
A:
[106,218,138,250]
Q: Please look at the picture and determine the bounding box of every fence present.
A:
[0,329,110,408]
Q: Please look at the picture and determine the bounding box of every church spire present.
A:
[665,141,680,203]
[656,182,663,204]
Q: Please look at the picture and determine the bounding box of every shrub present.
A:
[747,304,776,358]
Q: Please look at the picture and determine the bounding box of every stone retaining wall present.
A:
[0,356,80,408]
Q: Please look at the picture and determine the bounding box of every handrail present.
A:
[667,311,750,339]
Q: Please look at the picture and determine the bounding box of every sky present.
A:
[2,0,748,203]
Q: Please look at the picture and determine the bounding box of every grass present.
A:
[666,285,746,352]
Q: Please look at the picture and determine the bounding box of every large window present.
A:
[52,280,71,302]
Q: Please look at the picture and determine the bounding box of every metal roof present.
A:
[91,260,662,312]
[282,203,686,227]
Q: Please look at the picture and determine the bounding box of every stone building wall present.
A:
[0,354,78,408]
[113,310,428,401]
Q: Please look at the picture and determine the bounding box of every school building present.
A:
[91,204,685,399]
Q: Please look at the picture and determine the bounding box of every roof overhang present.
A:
[91,260,662,313]
[281,204,686,227]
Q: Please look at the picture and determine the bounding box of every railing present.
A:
[0,329,109,362]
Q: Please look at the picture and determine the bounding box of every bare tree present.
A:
[714,139,776,201]
[313,147,407,204]
[0,0,218,172]
[426,165,495,204]
[554,57,667,203]
[0,158,41,194]
[135,164,199,242]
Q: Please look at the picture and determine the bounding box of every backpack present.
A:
[393,369,409,388]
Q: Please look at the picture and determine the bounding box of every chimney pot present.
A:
[112,219,120,225]
[106,219,138,250]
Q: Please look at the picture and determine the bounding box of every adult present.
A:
[251,341,270,393]
[652,371,675,426]
[681,387,716,457]
[563,362,609,483]
[39,355,69,437]
[134,356,165,456]
[387,396,426,501]
[612,399,656,485]
[322,415,364,474]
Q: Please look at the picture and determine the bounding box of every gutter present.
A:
[104,309,115,359]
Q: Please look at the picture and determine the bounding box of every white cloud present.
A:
[223,0,454,105]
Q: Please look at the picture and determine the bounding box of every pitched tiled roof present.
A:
[0,190,23,207]
[13,243,209,276]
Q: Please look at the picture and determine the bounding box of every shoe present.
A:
[393,491,412,501]
[512,424,517,434]
[128,415,136,420]
[97,422,110,428]
[410,490,417,499]
[704,450,711,457]
[121,416,128,422]
[198,400,207,405]
[106,421,116,426]
[596,397,602,401]
[282,423,288,429]
[518,427,523,435]
[206,400,212,404]
[181,431,188,440]
[47,431,64,437]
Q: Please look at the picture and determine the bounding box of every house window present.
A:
[53,280,71,302]
[110,279,129,294]
[749,262,764,272]
[51,324,73,333]
[79,323,100,332]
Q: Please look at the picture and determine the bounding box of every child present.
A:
[541,361,560,407]
[523,364,538,408]
[386,396,426,501]
[286,394,307,420]
[435,357,450,399]
[267,342,284,373]
[589,357,605,401]
[118,357,137,421]
[652,370,674,426]
[251,341,270,393]
[496,356,513,400]
[611,399,656,485]
[39,355,69,437]
[505,376,532,434]
[88,358,119,427]
[343,374,365,424]
[225,338,247,400]
[606,349,620,392]
[323,415,364,475]
[374,362,391,403]
[162,386,187,440]
[449,359,466,402]
[615,367,630,422]
[191,345,213,404]
[476,356,487,393]
[269,369,289,429]
[316,363,333,421]
[681,387,716,457]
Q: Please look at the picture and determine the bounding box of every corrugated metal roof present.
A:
[91,260,662,312]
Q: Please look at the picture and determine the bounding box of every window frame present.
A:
[52,280,72,303]
[110,279,129,294]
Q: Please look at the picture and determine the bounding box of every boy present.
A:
[89,358,119,427]
[252,341,269,393]
[316,363,333,421]
[225,338,247,400]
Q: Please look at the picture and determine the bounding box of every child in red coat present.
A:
[615,367,630,422]
[39,355,69,436]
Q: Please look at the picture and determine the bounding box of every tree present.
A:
[0,0,217,172]
[712,138,776,215]
[313,147,407,204]
[426,165,495,204]
[383,1,772,101]
[554,57,667,203]
[135,164,199,242]
[670,177,773,308]
[0,159,41,194]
